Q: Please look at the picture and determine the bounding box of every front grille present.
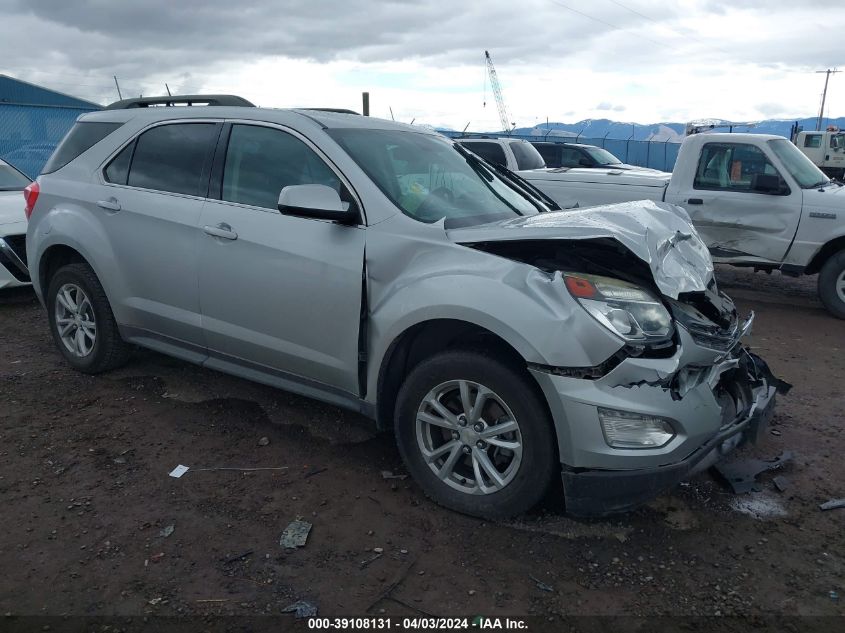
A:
[687,323,739,351]
[0,234,30,282]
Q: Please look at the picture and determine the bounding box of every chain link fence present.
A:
[0,104,98,178]
[442,131,681,172]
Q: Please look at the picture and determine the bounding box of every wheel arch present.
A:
[806,236,845,275]
[38,244,92,298]
[374,318,546,431]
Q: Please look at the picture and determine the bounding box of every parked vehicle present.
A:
[454,137,546,170]
[791,126,845,180]
[520,133,845,319]
[530,141,652,171]
[0,158,32,289]
[26,96,785,518]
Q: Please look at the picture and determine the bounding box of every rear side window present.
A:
[127,123,218,196]
[509,142,545,170]
[459,141,507,166]
[222,124,342,210]
[41,122,124,175]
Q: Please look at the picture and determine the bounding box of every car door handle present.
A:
[687,198,704,205]
[97,198,121,212]
[203,223,238,240]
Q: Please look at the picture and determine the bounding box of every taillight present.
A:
[23,181,40,220]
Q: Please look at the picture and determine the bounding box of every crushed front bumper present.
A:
[530,318,789,518]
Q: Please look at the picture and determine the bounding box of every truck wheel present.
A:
[394,349,558,519]
[818,250,845,319]
[46,263,131,373]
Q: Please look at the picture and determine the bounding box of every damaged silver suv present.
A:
[26,95,788,518]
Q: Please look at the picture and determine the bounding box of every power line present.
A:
[545,0,678,52]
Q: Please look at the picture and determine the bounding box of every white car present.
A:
[0,158,31,289]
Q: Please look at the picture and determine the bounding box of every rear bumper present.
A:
[561,382,777,517]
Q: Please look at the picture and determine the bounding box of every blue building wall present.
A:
[0,75,101,178]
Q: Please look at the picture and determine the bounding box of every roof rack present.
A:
[104,94,255,110]
[299,108,360,115]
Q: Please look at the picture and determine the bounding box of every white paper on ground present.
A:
[169,464,190,478]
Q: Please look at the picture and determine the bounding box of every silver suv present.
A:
[26,95,788,518]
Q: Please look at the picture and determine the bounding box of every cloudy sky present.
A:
[0,0,842,130]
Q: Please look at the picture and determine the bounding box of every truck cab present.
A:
[793,129,845,179]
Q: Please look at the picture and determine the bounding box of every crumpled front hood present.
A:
[447,200,714,299]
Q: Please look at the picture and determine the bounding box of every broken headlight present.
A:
[563,273,673,344]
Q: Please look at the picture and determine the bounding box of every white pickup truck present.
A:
[456,135,845,318]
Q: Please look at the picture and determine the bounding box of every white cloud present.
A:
[0,0,842,128]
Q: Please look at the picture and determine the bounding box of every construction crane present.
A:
[484,50,513,134]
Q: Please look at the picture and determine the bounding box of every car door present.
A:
[664,141,802,263]
[93,121,221,350]
[197,122,365,395]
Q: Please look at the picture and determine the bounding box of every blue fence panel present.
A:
[0,104,99,178]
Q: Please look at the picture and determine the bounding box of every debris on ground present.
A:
[159,525,175,538]
[304,467,327,479]
[281,600,318,618]
[773,475,790,492]
[730,493,788,519]
[168,464,190,478]
[381,470,408,480]
[360,551,383,568]
[223,550,254,565]
[819,499,845,511]
[280,520,312,548]
[529,574,554,592]
[713,450,794,494]
[257,436,270,446]
[830,591,839,601]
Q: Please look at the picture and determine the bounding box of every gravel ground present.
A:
[0,266,843,622]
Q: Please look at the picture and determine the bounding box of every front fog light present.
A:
[598,408,676,449]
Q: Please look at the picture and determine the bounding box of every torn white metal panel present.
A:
[447,200,713,299]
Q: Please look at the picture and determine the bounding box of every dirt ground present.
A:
[0,266,843,623]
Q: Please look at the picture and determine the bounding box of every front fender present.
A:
[364,225,624,400]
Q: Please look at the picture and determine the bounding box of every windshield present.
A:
[768,138,829,188]
[583,147,622,165]
[0,160,31,191]
[329,129,538,228]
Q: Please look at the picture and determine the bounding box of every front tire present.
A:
[46,263,130,373]
[818,250,845,319]
[394,350,558,519]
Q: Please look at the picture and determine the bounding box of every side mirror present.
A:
[278,184,357,223]
[750,173,783,194]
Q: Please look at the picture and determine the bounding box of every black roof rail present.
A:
[299,108,360,115]
[104,94,255,110]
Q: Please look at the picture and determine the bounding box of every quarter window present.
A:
[694,143,782,192]
[127,123,218,196]
[222,124,341,210]
[104,142,134,185]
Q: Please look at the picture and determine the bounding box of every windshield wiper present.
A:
[454,144,560,212]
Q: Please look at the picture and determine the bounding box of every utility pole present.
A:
[815,69,841,130]
[113,76,123,100]
[362,92,370,117]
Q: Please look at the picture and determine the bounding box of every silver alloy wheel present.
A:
[54,283,97,358]
[837,269,845,304]
[416,380,523,495]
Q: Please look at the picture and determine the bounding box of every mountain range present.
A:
[502,117,845,142]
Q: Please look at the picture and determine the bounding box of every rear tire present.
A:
[46,263,130,373]
[394,350,558,519]
[818,250,845,319]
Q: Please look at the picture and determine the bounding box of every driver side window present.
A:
[693,142,781,192]
[222,124,342,210]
